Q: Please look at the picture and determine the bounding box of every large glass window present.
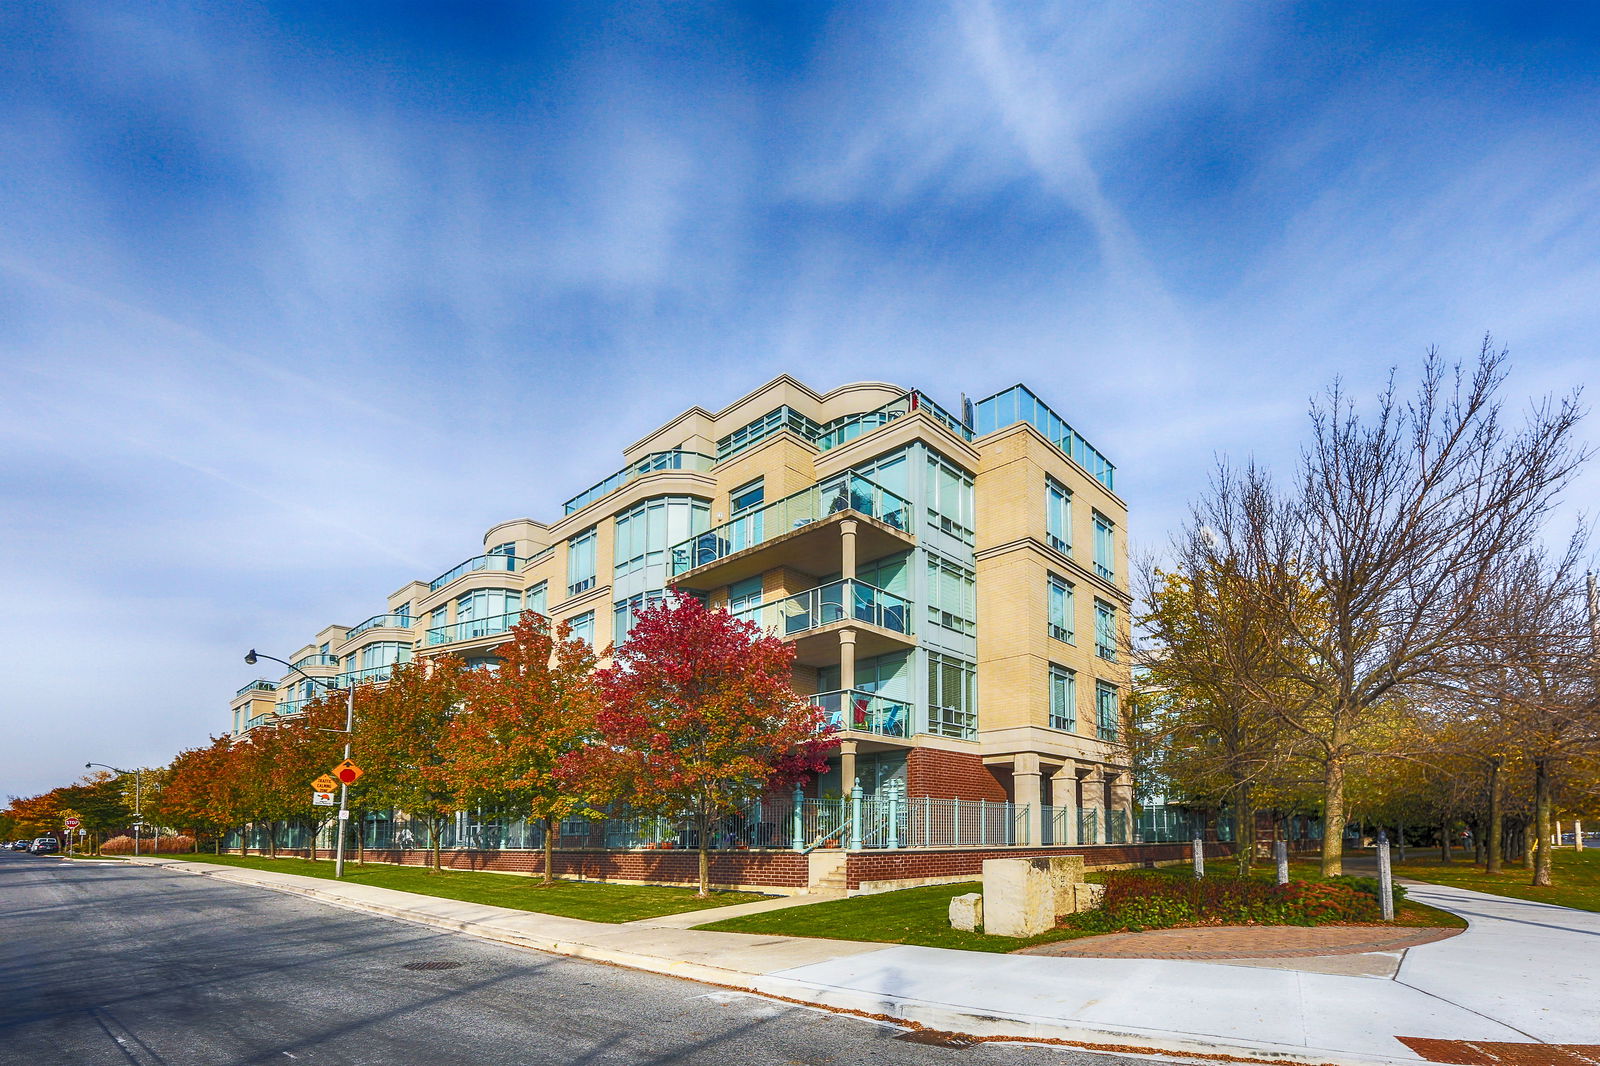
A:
[1094,599,1117,660]
[1049,574,1075,643]
[927,652,977,739]
[613,590,665,645]
[729,479,765,553]
[567,527,597,597]
[456,588,518,623]
[1046,476,1072,555]
[1096,681,1119,741]
[716,406,823,459]
[925,454,975,542]
[358,641,410,670]
[820,650,910,697]
[728,576,763,614]
[430,606,447,633]
[525,581,548,616]
[1093,511,1115,580]
[854,551,911,598]
[927,554,976,635]
[1049,664,1076,731]
[613,496,710,599]
[568,611,595,647]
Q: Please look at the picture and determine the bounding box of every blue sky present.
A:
[3,2,1598,799]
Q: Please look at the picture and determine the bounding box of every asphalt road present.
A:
[0,852,1126,1066]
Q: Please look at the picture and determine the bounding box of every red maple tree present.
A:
[598,593,834,896]
[447,614,604,884]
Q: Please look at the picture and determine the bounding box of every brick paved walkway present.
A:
[1017,923,1462,959]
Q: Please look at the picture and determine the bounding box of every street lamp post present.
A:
[245,650,357,878]
[85,762,141,856]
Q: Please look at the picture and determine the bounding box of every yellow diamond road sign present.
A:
[312,774,338,792]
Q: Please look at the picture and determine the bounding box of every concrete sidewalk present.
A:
[125,858,1599,1066]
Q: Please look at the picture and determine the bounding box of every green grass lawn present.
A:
[1386,847,1600,914]
[697,869,1465,952]
[177,854,773,923]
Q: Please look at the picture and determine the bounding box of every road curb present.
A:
[125,858,1425,1066]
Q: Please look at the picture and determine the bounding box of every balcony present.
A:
[289,653,341,670]
[339,663,400,686]
[815,390,972,452]
[731,579,914,666]
[426,610,525,647]
[563,450,716,515]
[429,553,518,591]
[348,613,413,637]
[811,689,910,739]
[234,679,275,697]
[669,474,914,590]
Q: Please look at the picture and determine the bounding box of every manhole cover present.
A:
[402,961,464,971]
[895,1030,979,1048]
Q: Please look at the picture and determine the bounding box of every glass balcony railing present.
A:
[429,553,517,591]
[521,544,556,571]
[426,610,525,646]
[730,579,913,639]
[670,474,912,576]
[563,451,716,515]
[973,384,1115,490]
[348,613,412,637]
[289,653,341,670]
[815,390,971,451]
[338,663,400,686]
[811,688,910,738]
[235,679,275,697]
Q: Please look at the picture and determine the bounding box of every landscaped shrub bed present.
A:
[1066,869,1403,933]
[99,834,197,854]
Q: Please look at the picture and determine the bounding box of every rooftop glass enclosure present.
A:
[972,385,1115,490]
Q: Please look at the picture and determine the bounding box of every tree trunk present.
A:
[1320,756,1347,876]
[430,816,444,873]
[1440,816,1452,863]
[1234,781,1255,877]
[1397,821,1406,863]
[1533,758,1553,887]
[1486,758,1504,874]
[268,821,279,859]
[697,811,711,897]
[542,815,556,885]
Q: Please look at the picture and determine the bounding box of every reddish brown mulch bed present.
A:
[1016,923,1462,959]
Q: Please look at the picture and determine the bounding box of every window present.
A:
[1094,599,1117,660]
[925,454,974,542]
[927,652,977,739]
[614,496,710,598]
[525,581,547,616]
[855,551,911,597]
[728,576,763,614]
[613,590,665,645]
[1093,512,1115,580]
[1049,665,1076,731]
[1096,681,1119,741]
[567,527,597,597]
[394,603,411,626]
[1046,477,1072,555]
[430,606,447,633]
[319,642,329,655]
[1048,574,1075,643]
[568,611,595,647]
[456,588,518,623]
[926,554,976,635]
[730,478,764,514]
[487,542,515,556]
[465,656,499,672]
[716,406,823,459]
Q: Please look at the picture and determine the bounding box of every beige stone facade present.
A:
[231,376,1133,840]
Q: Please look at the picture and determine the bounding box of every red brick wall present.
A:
[264,847,809,889]
[845,842,1234,890]
[906,748,1009,801]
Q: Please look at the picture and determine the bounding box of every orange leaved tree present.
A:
[598,594,835,896]
[446,615,603,884]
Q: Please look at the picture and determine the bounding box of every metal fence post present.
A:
[980,799,987,846]
[887,784,900,849]
[1378,831,1395,922]
[953,797,961,847]
[792,787,804,852]
[849,781,863,850]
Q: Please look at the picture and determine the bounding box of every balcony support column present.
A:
[840,518,858,581]
[1013,753,1043,847]
[838,628,857,691]
[1050,761,1078,845]
[839,740,858,797]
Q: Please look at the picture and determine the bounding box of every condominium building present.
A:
[230,376,1133,844]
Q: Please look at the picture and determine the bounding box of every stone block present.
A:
[1070,882,1105,913]
[981,858,1055,937]
[948,892,983,932]
[1046,856,1086,914]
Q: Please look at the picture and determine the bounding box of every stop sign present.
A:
[64,817,80,829]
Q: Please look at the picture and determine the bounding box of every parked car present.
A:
[12,840,33,850]
[29,838,60,854]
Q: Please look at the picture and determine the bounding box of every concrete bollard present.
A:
[1275,839,1289,884]
[1193,836,1205,879]
[1045,855,1086,915]
[949,892,983,932]
[1377,835,1395,922]
[981,857,1055,937]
